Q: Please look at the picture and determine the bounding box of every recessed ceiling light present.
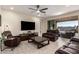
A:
[10,7,14,10]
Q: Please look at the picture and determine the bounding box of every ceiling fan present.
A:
[29,5,48,14]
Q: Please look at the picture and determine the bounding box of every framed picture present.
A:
[0,15,1,26]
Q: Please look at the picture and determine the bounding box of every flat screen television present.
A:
[21,21,35,30]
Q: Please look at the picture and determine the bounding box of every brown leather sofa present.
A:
[2,31,21,51]
[60,31,75,39]
[42,30,59,42]
[55,38,79,54]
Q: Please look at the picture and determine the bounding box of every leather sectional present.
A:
[55,38,79,54]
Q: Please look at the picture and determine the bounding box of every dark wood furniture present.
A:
[28,36,49,49]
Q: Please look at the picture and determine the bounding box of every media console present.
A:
[19,32,38,41]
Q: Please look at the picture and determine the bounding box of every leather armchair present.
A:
[2,31,21,51]
[42,30,59,42]
[47,30,60,36]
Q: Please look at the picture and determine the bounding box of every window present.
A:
[57,20,78,27]
[57,20,78,31]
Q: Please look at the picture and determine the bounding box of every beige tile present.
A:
[0,37,70,54]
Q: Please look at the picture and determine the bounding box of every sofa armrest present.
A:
[70,38,79,42]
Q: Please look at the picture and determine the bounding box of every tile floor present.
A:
[0,37,70,54]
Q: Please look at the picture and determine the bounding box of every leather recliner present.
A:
[2,31,21,51]
[55,38,79,54]
[55,45,79,54]
[42,30,59,42]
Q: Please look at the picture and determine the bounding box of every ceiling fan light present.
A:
[36,10,40,13]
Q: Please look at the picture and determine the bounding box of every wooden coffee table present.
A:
[28,36,50,49]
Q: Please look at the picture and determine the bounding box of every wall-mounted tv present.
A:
[21,21,35,30]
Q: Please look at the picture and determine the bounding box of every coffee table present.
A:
[28,36,50,49]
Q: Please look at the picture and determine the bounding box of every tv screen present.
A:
[21,21,35,30]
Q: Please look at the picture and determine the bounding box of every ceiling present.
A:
[1,5,79,17]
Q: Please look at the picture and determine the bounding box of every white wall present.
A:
[32,17,41,36]
[40,19,47,36]
[0,9,40,36]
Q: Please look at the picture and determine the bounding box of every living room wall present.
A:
[0,8,41,36]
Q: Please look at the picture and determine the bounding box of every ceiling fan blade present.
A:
[40,11,46,13]
[29,8,36,10]
[40,8,48,11]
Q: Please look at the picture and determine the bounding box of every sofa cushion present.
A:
[55,45,79,54]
